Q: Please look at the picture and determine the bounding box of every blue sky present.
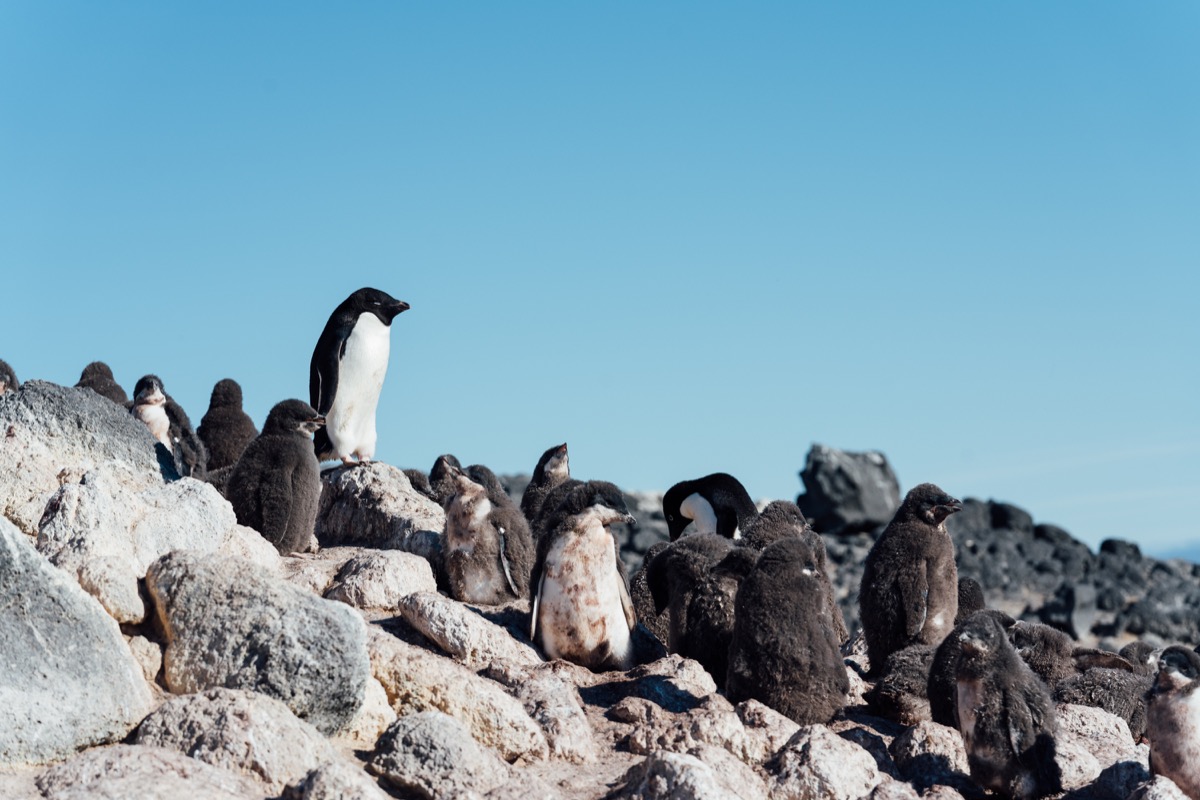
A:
[2,3,1197,557]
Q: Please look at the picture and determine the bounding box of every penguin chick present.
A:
[867,643,937,725]
[957,578,986,624]
[1120,641,1161,676]
[428,454,464,506]
[662,472,758,541]
[0,359,16,395]
[442,464,535,605]
[726,535,848,725]
[75,361,127,405]
[520,442,570,525]
[1055,667,1153,741]
[859,482,962,674]
[530,477,585,541]
[679,545,760,686]
[403,468,436,501]
[310,287,410,464]
[644,532,735,656]
[739,500,849,645]
[1009,620,1136,688]
[465,463,518,509]
[530,481,638,672]
[197,378,258,472]
[929,609,1017,729]
[629,541,671,648]
[226,400,325,555]
[1146,646,1200,798]
[955,613,1062,800]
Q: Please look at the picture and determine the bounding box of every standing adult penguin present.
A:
[662,473,758,541]
[530,480,638,672]
[520,442,570,525]
[226,399,326,555]
[725,535,849,725]
[955,613,1062,800]
[197,378,259,472]
[75,361,128,406]
[1146,645,1200,798]
[859,482,962,674]
[310,287,410,464]
[0,359,18,396]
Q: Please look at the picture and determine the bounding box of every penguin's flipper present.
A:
[497,527,518,597]
[903,561,930,640]
[308,330,347,414]
[530,569,545,642]
[616,552,637,631]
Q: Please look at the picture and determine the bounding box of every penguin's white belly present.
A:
[327,313,390,459]
[538,526,633,670]
[135,404,171,448]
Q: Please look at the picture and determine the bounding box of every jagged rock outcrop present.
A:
[145,550,371,735]
[315,462,445,564]
[0,517,154,767]
[795,444,902,536]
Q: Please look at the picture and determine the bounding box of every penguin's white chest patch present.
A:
[327,313,390,460]
[537,521,633,670]
[134,404,171,448]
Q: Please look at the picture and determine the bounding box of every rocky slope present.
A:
[1,381,1196,799]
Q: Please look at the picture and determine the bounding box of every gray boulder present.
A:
[315,463,445,563]
[324,549,438,611]
[38,466,238,623]
[368,711,515,799]
[284,760,392,800]
[398,591,542,668]
[367,626,548,762]
[795,444,900,535]
[35,745,262,800]
[607,749,764,800]
[768,724,884,800]
[145,549,370,735]
[0,380,166,535]
[0,518,154,766]
[134,687,340,793]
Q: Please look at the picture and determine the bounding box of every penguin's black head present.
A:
[79,361,115,383]
[662,478,697,540]
[133,375,166,404]
[565,480,636,528]
[264,399,324,437]
[958,612,1008,659]
[346,287,410,325]
[755,535,821,581]
[210,378,243,409]
[0,359,16,395]
[902,483,962,526]
[1155,645,1200,691]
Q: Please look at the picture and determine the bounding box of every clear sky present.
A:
[2,3,1197,558]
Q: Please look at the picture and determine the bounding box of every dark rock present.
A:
[795,444,901,535]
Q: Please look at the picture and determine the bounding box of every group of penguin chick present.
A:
[5,339,1200,800]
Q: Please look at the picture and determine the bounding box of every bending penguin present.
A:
[530,480,638,672]
[310,287,410,464]
[226,399,326,555]
[662,472,758,541]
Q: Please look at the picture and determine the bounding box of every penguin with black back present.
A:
[75,361,127,406]
[130,374,208,479]
[680,544,760,685]
[1055,663,1153,741]
[530,480,638,672]
[520,442,570,525]
[310,287,409,464]
[0,359,17,396]
[226,399,325,555]
[955,612,1062,800]
[628,541,672,647]
[1146,645,1200,798]
[441,462,535,605]
[859,482,962,674]
[197,378,258,472]
[530,477,585,541]
[726,535,848,725]
[662,473,758,541]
